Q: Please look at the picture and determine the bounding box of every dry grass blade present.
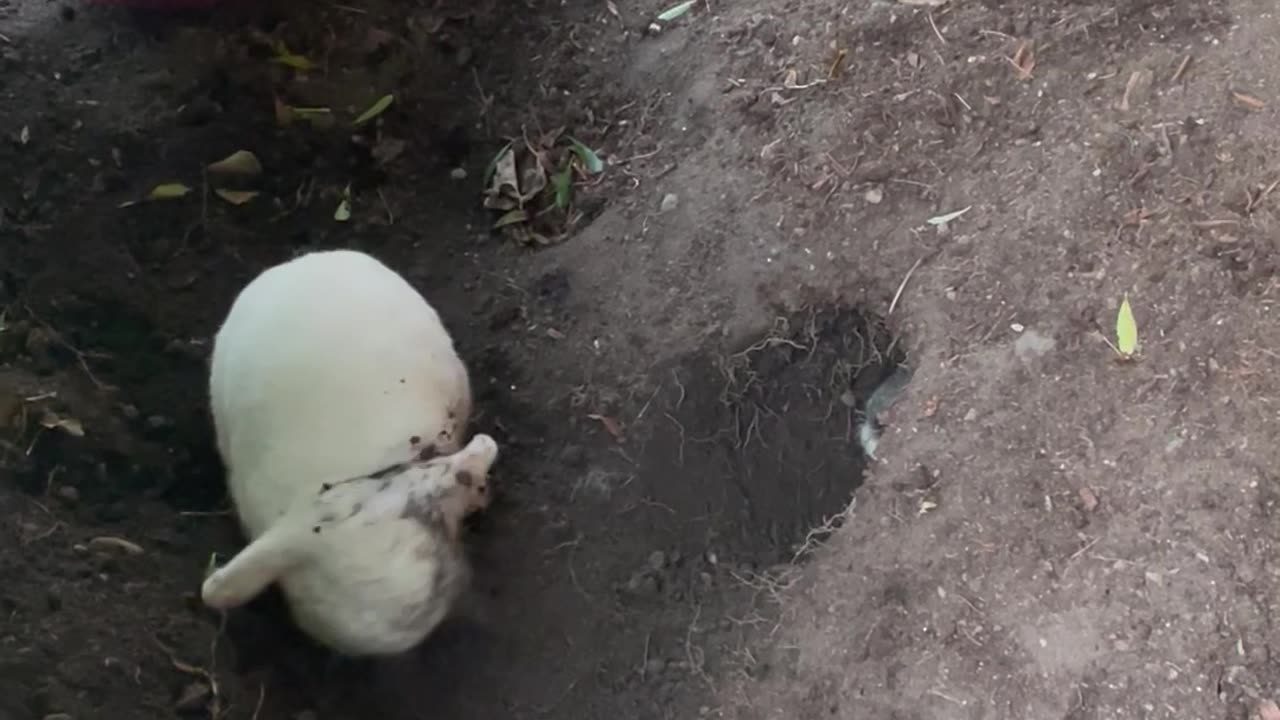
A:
[1233,91,1266,110]
[1171,54,1192,83]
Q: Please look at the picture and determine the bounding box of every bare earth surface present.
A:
[3,0,1280,718]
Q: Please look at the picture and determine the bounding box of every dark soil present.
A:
[4,0,1280,718]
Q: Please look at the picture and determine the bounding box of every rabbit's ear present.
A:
[450,434,499,482]
[201,524,305,610]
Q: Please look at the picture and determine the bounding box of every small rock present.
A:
[1078,486,1099,512]
[25,327,55,365]
[625,573,660,596]
[147,415,171,430]
[55,485,79,505]
[559,444,587,468]
[644,657,667,676]
[454,46,473,66]
[450,167,467,181]
[839,390,857,407]
[647,550,667,571]
[864,186,883,204]
[659,193,679,213]
[963,408,978,422]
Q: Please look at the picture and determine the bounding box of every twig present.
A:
[888,256,925,315]
[927,12,947,44]
[251,683,266,720]
[1171,54,1192,83]
[22,305,114,391]
[376,188,395,224]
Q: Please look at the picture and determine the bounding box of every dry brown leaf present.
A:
[1119,71,1142,112]
[1009,40,1035,80]
[1078,487,1099,512]
[40,411,84,437]
[88,536,144,555]
[587,413,625,442]
[207,150,263,177]
[214,189,259,206]
[1233,91,1266,110]
[274,96,295,127]
[361,27,396,55]
[1121,207,1154,227]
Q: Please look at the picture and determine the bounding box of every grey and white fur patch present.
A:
[309,453,463,534]
[858,365,912,460]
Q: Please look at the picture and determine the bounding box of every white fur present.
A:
[202,434,498,655]
[202,249,482,655]
[858,366,911,461]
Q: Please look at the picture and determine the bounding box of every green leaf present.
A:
[483,143,513,187]
[493,209,528,229]
[926,206,971,226]
[334,183,352,222]
[657,0,695,21]
[272,53,314,70]
[353,94,395,127]
[270,39,314,70]
[553,165,573,209]
[1116,295,1138,356]
[148,183,193,200]
[567,137,604,174]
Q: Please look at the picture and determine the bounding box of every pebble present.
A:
[644,658,667,676]
[24,327,55,366]
[647,550,667,571]
[659,193,679,213]
[625,573,659,596]
[559,444,587,468]
[450,167,467,180]
[55,485,79,505]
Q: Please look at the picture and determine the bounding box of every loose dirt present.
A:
[3,0,1280,719]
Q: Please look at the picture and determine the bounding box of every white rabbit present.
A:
[202,433,498,655]
[202,248,484,655]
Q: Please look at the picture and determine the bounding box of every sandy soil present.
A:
[3,0,1280,718]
